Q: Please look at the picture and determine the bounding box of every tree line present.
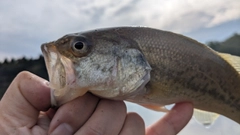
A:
[0,56,48,98]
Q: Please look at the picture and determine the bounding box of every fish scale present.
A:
[116,27,240,123]
[41,27,240,124]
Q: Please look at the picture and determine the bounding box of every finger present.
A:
[45,108,57,120]
[75,99,126,135]
[49,93,99,134]
[119,112,145,135]
[36,111,52,131]
[0,71,51,129]
[146,102,193,135]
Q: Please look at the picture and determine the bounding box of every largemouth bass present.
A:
[41,27,240,124]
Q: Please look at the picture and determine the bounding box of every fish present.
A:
[41,27,240,125]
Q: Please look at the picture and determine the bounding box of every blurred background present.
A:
[0,0,239,134]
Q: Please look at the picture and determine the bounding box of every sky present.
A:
[0,0,240,134]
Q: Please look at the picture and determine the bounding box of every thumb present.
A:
[0,71,51,129]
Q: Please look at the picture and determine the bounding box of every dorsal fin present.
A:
[217,52,240,74]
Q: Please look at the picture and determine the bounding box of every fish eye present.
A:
[71,37,91,57]
[73,41,84,50]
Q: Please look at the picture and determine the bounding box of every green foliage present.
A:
[207,41,221,50]
[207,33,240,56]
[0,55,48,98]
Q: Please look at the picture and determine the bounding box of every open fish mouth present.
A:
[41,43,75,106]
[41,43,66,90]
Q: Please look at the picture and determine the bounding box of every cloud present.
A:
[0,0,239,60]
[0,52,24,62]
[207,5,240,27]
[131,0,240,32]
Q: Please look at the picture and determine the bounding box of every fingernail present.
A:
[51,123,73,135]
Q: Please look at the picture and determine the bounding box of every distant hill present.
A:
[0,33,239,99]
[207,33,240,56]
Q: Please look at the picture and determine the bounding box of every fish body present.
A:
[41,27,240,124]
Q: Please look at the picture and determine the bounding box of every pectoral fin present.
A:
[139,104,169,112]
[193,109,220,127]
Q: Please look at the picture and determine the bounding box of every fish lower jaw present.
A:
[50,86,89,106]
[50,89,57,107]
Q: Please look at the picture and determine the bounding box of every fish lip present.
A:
[41,43,78,106]
[41,43,64,87]
[41,43,67,101]
[41,44,53,79]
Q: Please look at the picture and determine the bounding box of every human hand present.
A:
[146,102,193,135]
[0,71,193,135]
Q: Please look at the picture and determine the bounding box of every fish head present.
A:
[41,29,151,106]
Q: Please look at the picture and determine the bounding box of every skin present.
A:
[0,71,193,135]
